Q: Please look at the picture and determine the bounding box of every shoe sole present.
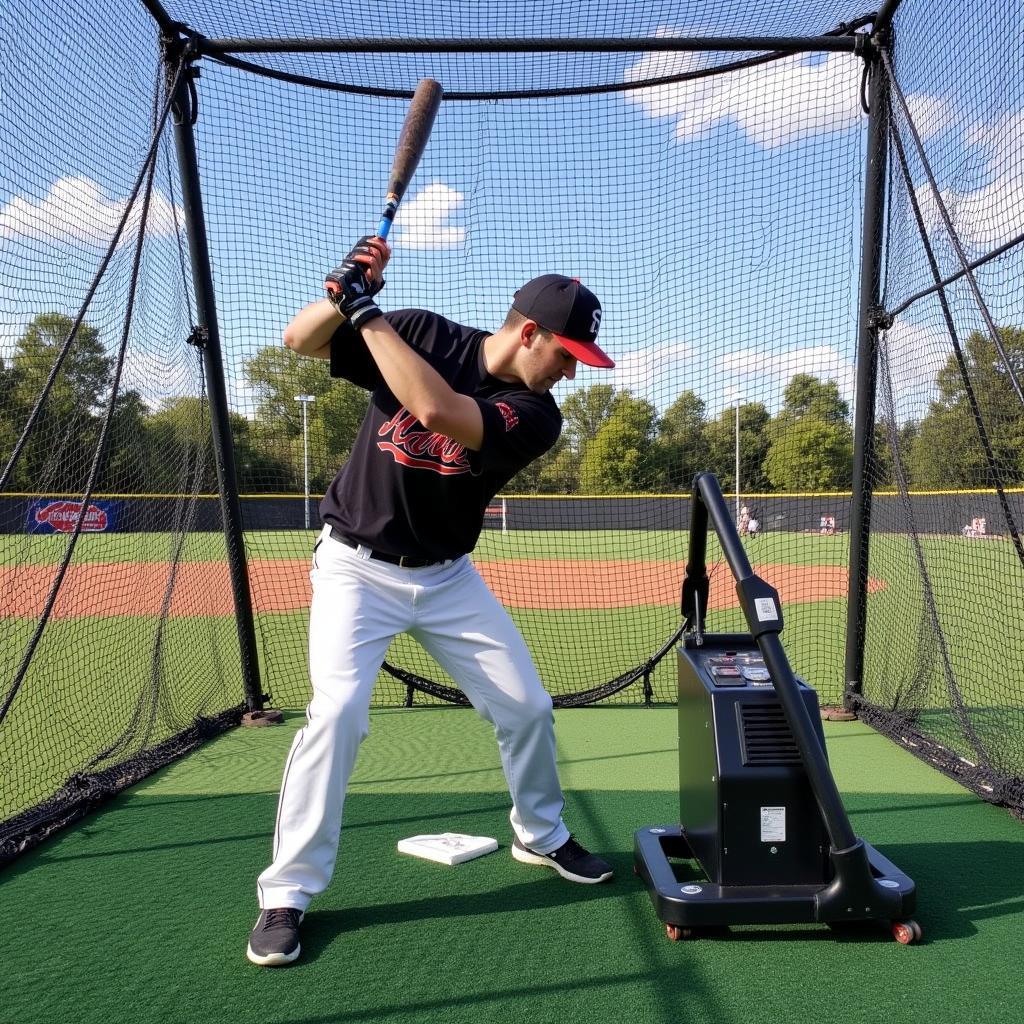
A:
[511,843,613,884]
[246,943,301,967]
[246,910,305,967]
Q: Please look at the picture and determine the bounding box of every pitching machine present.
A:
[633,473,919,943]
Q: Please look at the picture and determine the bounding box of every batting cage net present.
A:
[1,0,1022,861]
[854,0,1024,814]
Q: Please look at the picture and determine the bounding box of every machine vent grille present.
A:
[738,703,801,765]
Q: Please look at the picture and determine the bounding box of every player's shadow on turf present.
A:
[299,874,627,962]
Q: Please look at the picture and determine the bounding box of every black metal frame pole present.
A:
[166,51,263,713]
[844,33,891,707]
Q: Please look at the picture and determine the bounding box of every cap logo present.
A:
[590,309,602,336]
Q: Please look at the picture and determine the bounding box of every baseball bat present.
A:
[375,78,444,242]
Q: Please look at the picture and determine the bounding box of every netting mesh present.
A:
[191,34,866,712]
[857,0,1024,812]
[2,0,1022,860]
[0,2,245,858]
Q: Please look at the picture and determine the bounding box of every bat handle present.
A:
[376,195,400,241]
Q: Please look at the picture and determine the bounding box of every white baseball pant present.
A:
[256,524,570,910]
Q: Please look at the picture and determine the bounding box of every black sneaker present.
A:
[512,835,614,884]
[246,908,305,967]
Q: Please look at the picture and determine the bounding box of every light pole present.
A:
[727,389,742,526]
[734,399,741,527]
[294,394,315,529]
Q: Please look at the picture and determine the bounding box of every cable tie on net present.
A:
[868,305,894,331]
[186,325,209,349]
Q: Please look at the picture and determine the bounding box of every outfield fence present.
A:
[4,491,1023,536]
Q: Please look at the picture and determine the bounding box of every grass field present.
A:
[3,526,1021,825]
[2,525,854,566]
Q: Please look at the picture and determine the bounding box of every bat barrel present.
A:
[376,79,443,242]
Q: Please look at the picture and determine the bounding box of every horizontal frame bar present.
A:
[198,34,864,57]
[888,230,1024,318]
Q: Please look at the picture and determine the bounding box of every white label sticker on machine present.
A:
[754,598,778,621]
[760,806,786,842]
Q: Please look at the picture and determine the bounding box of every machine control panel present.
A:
[706,653,774,688]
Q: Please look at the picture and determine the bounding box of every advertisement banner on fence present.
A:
[26,499,122,534]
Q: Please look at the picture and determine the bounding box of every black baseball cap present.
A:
[512,274,614,368]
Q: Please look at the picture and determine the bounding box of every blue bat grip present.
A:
[376,198,399,241]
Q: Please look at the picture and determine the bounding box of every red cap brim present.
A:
[553,333,615,368]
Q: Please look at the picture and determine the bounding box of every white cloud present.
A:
[878,319,950,422]
[718,344,856,410]
[0,176,183,247]
[912,111,1024,251]
[609,340,694,396]
[393,181,465,249]
[624,30,863,148]
[552,339,694,411]
[902,93,957,140]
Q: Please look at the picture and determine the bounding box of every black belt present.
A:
[329,526,442,568]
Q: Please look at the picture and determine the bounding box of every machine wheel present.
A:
[891,920,923,945]
[665,924,689,941]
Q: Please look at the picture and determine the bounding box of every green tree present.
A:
[652,389,709,490]
[146,395,293,494]
[99,390,155,492]
[146,396,219,493]
[0,355,20,479]
[244,345,369,491]
[761,376,852,492]
[909,327,1024,488]
[872,418,919,489]
[577,392,659,493]
[777,374,849,426]
[509,383,626,494]
[505,436,572,493]
[908,405,990,488]
[4,313,113,491]
[559,384,621,453]
[764,416,853,491]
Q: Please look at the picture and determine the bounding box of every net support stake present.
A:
[166,47,264,714]
[844,33,891,708]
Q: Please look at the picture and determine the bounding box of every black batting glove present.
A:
[324,236,389,329]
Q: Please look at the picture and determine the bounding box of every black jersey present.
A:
[319,309,562,559]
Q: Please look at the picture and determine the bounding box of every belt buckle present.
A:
[398,555,411,568]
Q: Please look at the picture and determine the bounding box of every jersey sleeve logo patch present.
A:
[495,401,519,432]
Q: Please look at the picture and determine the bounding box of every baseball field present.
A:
[4,525,1021,827]
[3,526,1020,710]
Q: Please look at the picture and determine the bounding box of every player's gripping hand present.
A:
[324,236,391,329]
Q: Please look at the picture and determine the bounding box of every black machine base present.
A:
[634,824,916,932]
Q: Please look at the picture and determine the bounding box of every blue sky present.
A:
[2,0,1022,426]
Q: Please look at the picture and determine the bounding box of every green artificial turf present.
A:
[4,708,1023,1024]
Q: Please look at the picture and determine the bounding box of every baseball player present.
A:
[248,237,616,967]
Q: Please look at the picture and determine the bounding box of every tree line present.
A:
[2,313,1023,496]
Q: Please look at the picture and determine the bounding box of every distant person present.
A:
[746,506,761,537]
[738,505,750,535]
